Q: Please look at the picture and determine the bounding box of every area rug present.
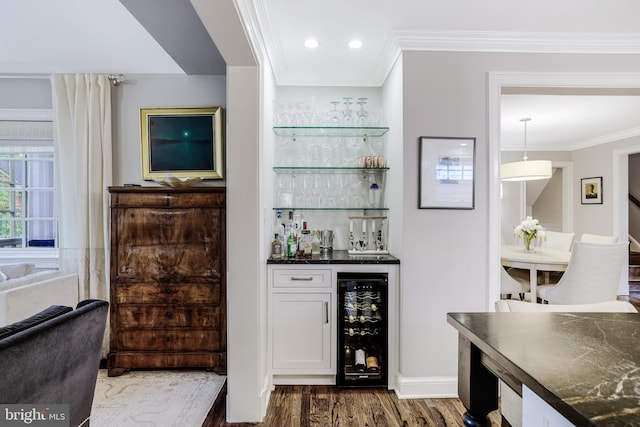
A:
[91,369,226,427]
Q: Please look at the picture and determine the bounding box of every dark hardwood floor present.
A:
[224,385,502,427]
[223,272,640,427]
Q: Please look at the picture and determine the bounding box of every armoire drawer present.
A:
[116,329,222,352]
[115,305,220,328]
[114,283,220,304]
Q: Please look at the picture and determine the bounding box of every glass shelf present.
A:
[273,126,389,138]
[272,207,389,211]
[273,167,388,172]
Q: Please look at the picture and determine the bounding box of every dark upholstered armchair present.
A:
[0,299,109,427]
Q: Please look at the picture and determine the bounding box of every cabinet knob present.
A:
[165,311,173,318]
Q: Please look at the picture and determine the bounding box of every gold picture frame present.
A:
[140,106,224,180]
[581,176,603,204]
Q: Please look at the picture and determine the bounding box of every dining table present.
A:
[500,245,571,303]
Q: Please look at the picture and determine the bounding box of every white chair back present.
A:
[538,241,628,304]
[495,299,637,312]
[581,233,617,243]
[544,231,575,251]
[500,266,525,297]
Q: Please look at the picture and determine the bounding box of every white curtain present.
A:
[50,74,112,304]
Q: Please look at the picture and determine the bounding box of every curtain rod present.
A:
[0,74,125,86]
[0,75,49,80]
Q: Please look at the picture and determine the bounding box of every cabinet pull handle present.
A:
[324,302,329,324]
[290,276,313,281]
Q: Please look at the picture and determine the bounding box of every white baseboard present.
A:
[394,374,458,399]
[273,374,335,385]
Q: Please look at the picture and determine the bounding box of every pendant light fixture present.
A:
[501,117,552,181]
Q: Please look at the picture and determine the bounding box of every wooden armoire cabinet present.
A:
[107,186,226,376]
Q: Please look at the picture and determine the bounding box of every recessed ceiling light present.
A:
[304,39,319,49]
[348,39,363,49]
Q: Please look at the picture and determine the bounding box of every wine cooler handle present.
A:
[290,276,313,281]
[324,301,329,324]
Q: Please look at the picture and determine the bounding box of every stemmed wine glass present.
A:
[342,97,354,126]
[356,97,368,126]
[330,101,341,126]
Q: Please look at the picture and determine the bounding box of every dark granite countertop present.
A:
[267,249,400,264]
[448,312,640,426]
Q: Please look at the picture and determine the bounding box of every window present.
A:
[0,110,58,268]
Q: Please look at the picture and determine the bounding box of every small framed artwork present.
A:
[581,176,603,204]
[140,106,224,180]
[419,136,476,209]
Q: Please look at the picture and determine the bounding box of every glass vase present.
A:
[523,235,535,252]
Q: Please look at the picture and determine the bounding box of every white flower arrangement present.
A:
[514,216,545,251]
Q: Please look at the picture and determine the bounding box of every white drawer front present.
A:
[272,269,332,288]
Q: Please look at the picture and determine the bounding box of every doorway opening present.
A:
[489,72,640,305]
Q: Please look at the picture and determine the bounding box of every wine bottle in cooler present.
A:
[366,342,380,372]
[354,338,367,373]
[344,342,354,368]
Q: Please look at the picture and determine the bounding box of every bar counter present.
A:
[267,249,400,265]
[447,312,640,426]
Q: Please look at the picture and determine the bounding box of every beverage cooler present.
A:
[337,272,388,387]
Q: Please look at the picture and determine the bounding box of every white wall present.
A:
[226,66,262,422]
[383,55,404,263]
[0,77,51,109]
[398,51,640,397]
[532,168,563,231]
[260,50,277,420]
[573,135,640,239]
[111,74,226,186]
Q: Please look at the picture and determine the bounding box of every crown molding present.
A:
[569,125,640,151]
[394,30,640,54]
[374,34,403,86]
[234,0,266,67]
[248,0,287,85]
[238,11,640,86]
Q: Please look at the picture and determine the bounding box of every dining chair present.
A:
[543,230,575,251]
[538,231,575,284]
[580,233,617,243]
[500,266,527,300]
[494,299,637,427]
[506,231,575,286]
[537,241,628,304]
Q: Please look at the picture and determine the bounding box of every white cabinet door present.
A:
[272,293,332,372]
[522,385,573,427]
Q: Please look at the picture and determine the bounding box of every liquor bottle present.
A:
[287,231,297,258]
[275,210,285,247]
[301,229,312,257]
[271,233,282,259]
